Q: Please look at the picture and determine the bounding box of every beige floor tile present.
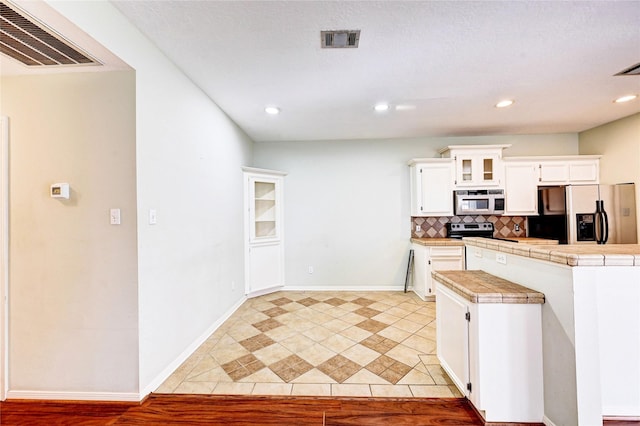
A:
[185,354,220,380]
[188,366,233,383]
[252,343,294,365]
[392,318,424,334]
[377,325,412,342]
[427,365,455,385]
[297,343,336,365]
[419,354,440,366]
[280,334,317,353]
[281,302,305,312]
[339,311,368,325]
[386,344,423,367]
[331,383,372,397]
[226,321,261,341]
[343,369,390,385]
[287,318,317,333]
[291,368,337,384]
[155,375,182,393]
[370,384,413,397]
[211,343,251,365]
[173,381,216,394]
[339,325,372,343]
[238,367,283,383]
[252,382,292,396]
[409,385,455,397]
[385,306,412,319]
[241,310,270,324]
[338,302,363,312]
[402,334,437,354]
[397,368,436,385]
[212,382,256,395]
[368,301,393,312]
[321,334,356,353]
[371,312,401,325]
[291,383,332,396]
[303,325,335,342]
[323,318,351,332]
[414,325,437,341]
[305,311,334,325]
[341,344,381,366]
[264,325,298,341]
[404,312,433,324]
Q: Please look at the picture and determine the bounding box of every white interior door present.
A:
[0,116,9,400]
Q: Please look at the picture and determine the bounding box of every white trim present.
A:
[241,166,287,176]
[283,285,405,292]
[542,415,558,426]
[139,295,247,398]
[5,390,140,402]
[246,285,283,299]
[0,116,8,402]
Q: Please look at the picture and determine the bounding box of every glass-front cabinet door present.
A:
[251,178,280,240]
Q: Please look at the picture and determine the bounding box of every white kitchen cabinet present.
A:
[439,145,511,188]
[503,159,538,216]
[243,167,286,297]
[408,159,455,216]
[537,156,600,185]
[435,274,544,423]
[411,244,463,301]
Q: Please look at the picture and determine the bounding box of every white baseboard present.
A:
[283,285,405,292]
[139,295,247,398]
[542,415,558,426]
[6,390,140,402]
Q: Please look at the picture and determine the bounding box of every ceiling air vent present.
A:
[321,30,360,49]
[0,1,98,67]
[615,62,640,76]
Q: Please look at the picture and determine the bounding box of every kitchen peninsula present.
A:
[462,237,640,426]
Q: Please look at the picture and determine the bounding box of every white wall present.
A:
[1,71,139,394]
[24,0,255,396]
[254,134,578,289]
[579,113,640,240]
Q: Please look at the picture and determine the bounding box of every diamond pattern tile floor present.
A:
[156,291,462,398]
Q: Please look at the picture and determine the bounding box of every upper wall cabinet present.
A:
[503,159,538,216]
[409,158,455,216]
[536,156,601,185]
[439,145,511,189]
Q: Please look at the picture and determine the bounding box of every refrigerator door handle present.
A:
[601,209,609,244]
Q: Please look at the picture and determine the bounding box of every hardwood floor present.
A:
[1,394,483,425]
[2,394,637,425]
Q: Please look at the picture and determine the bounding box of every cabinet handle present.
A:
[428,260,431,265]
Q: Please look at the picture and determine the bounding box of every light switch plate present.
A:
[149,209,157,225]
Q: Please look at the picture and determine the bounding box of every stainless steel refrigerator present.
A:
[528,183,637,244]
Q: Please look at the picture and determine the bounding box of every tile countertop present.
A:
[410,238,465,246]
[432,270,545,304]
[499,237,559,245]
[464,237,640,267]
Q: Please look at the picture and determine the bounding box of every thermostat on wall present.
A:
[50,183,69,199]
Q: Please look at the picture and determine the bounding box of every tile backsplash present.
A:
[411,216,527,239]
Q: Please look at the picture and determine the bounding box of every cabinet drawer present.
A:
[430,247,463,257]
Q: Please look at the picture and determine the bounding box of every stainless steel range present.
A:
[446,222,495,239]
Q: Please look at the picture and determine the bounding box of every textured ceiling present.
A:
[3,1,639,142]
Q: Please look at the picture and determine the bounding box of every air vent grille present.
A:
[615,62,640,76]
[321,30,360,49]
[0,2,98,67]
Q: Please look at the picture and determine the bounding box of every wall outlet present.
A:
[415,225,421,232]
[474,249,482,258]
[496,253,507,264]
[308,266,314,274]
[514,223,520,232]
[110,208,121,225]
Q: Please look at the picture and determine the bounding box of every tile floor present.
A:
[156,291,462,398]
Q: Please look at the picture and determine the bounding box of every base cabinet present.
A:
[436,284,544,423]
[412,245,463,301]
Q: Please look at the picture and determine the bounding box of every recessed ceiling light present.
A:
[374,103,390,112]
[614,94,637,103]
[495,100,514,108]
[265,106,280,115]
[395,104,416,111]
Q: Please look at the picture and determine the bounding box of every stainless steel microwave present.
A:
[454,189,505,215]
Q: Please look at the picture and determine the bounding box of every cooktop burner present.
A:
[446,222,495,239]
